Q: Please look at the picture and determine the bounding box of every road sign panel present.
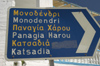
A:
[5,7,100,61]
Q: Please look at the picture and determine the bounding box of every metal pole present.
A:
[49,60,54,66]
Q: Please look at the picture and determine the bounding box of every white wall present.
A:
[0,0,14,66]
[15,0,38,7]
[39,0,53,7]
[15,0,53,7]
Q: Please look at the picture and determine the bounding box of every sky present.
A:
[65,0,100,21]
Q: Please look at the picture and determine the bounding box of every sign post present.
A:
[5,7,100,60]
[5,0,100,66]
[49,60,54,66]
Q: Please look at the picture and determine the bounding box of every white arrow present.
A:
[72,12,96,53]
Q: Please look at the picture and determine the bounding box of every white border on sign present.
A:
[5,7,100,61]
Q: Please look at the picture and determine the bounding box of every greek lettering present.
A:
[20,11,23,16]
[48,10,52,17]
[34,10,38,16]
[52,24,56,31]
[14,10,18,16]
[38,39,42,46]
[53,12,57,18]
[48,25,52,31]
[17,42,22,46]
[45,39,50,46]
[24,12,28,16]
[13,10,60,18]
[29,12,33,16]
[39,10,43,16]
[11,39,50,47]
[48,24,70,32]
[27,42,31,46]
[12,40,16,46]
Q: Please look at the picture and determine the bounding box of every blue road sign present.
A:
[5,7,100,60]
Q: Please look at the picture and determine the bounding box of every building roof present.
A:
[53,0,100,16]
[64,0,100,14]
